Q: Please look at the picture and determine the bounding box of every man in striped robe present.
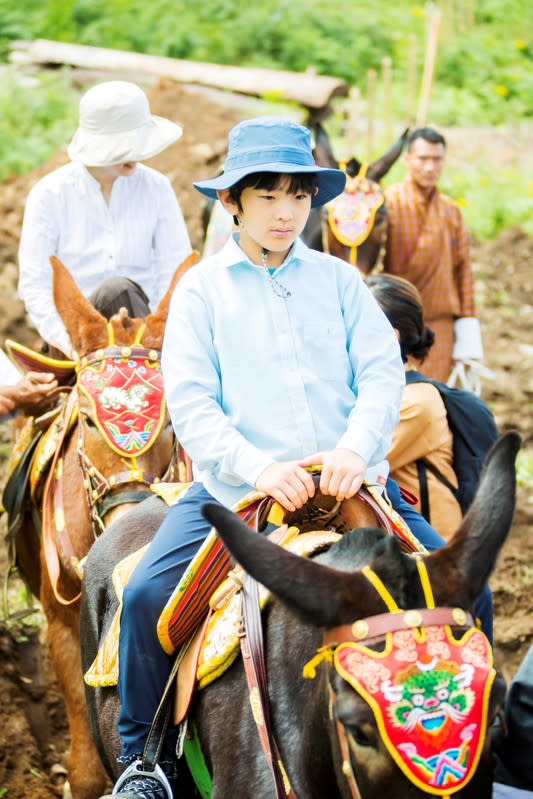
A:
[383,127,482,383]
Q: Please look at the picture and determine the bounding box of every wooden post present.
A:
[406,34,417,124]
[456,0,466,33]
[382,56,393,145]
[416,8,442,127]
[366,68,377,162]
[440,0,454,40]
[465,0,475,29]
[345,86,360,158]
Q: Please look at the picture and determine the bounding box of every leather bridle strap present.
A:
[42,389,82,606]
[324,606,474,649]
[240,574,296,799]
[335,719,363,799]
[328,685,363,799]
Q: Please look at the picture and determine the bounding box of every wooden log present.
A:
[9,39,348,110]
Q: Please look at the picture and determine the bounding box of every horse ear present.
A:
[427,431,520,606]
[50,256,108,355]
[142,251,200,349]
[367,127,410,182]
[202,504,380,627]
[311,121,339,169]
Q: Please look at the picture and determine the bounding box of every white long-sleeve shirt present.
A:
[18,161,192,356]
[162,234,405,507]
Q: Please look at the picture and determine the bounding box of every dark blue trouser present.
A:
[117,477,493,757]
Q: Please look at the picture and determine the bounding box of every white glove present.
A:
[447,359,496,396]
[452,317,483,361]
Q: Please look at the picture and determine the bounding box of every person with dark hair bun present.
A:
[367,273,462,539]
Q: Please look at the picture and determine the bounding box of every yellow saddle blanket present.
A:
[84,526,341,691]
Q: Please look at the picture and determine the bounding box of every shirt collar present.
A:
[218,233,309,270]
[76,163,103,191]
[404,173,438,204]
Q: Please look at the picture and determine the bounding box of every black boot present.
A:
[99,760,174,799]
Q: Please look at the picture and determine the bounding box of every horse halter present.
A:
[303,558,495,799]
[76,322,174,534]
[322,163,385,266]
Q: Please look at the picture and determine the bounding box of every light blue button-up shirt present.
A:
[162,235,405,507]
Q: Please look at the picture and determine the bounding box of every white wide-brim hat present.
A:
[67,80,183,167]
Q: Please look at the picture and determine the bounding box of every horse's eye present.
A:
[347,722,376,748]
[81,413,97,429]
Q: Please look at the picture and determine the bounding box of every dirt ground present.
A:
[0,79,532,798]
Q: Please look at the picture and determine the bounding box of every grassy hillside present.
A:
[0,0,531,238]
[0,0,531,124]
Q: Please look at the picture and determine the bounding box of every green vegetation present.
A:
[517,450,533,489]
[0,0,531,238]
[1,0,531,123]
[0,70,77,182]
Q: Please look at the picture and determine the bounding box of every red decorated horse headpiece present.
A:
[326,162,384,265]
[77,324,166,457]
[304,559,494,797]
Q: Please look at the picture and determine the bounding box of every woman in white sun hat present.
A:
[18,80,192,357]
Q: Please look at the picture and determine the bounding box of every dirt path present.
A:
[0,80,532,798]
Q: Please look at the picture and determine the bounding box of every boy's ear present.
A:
[216,188,237,215]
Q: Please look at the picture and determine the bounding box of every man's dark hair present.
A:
[407,127,446,150]
[228,172,318,217]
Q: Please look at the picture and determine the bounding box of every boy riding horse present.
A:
[103,117,492,799]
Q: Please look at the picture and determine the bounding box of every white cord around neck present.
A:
[261,248,291,299]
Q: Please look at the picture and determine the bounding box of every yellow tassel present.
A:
[302,646,334,679]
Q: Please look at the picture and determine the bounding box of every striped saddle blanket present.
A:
[84,482,424,692]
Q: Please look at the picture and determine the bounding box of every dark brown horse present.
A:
[304,120,408,274]
[11,253,197,799]
[80,432,519,798]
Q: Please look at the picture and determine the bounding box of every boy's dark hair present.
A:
[407,127,446,150]
[228,172,318,221]
[366,273,434,363]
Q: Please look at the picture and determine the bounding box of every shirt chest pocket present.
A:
[299,320,349,380]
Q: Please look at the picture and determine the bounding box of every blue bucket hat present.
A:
[193,117,346,208]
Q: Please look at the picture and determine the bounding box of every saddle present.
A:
[4,338,76,385]
[2,394,77,543]
[1,340,77,538]
[84,480,425,724]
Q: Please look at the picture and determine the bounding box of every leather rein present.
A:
[237,484,401,798]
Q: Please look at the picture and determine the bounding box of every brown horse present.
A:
[305,119,408,274]
[80,432,519,798]
[12,252,197,799]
